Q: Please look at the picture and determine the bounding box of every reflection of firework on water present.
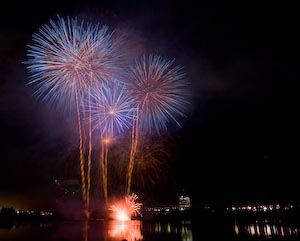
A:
[108,220,143,241]
[125,54,190,195]
[24,15,124,210]
[109,193,142,221]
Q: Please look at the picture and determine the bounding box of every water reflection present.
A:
[234,219,300,238]
[149,220,193,241]
[105,219,192,241]
[107,220,143,241]
[0,219,193,241]
[83,220,89,241]
[181,226,193,241]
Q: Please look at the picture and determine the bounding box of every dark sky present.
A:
[0,0,298,209]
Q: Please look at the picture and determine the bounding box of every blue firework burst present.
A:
[89,82,137,137]
[24,15,125,115]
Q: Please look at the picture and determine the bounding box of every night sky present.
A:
[0,0,298,209]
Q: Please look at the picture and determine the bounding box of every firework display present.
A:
[88,82,136,202]
[24,15,126,211]
[125,54,190,195]
[24,14,190,220]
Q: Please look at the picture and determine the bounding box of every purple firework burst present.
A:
[126,54,190,134]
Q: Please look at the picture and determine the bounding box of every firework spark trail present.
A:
[100,139,109,203]
[24,15,125,210]
[89,82,136,203]
[75,89,87,205]
[86,92,92,210]
[126,109,139,195]
[125,54,190,195]
[82,218,89,241]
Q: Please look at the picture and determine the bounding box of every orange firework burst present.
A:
[108,193,142,221]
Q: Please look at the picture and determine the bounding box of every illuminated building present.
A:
[178,195,191,211]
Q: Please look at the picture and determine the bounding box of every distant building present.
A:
[178,195,191,211]
[0,207,16,218]
[54,179,81,198]
[52,179,84,220]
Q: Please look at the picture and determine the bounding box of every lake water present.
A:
[1,216,300,241]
